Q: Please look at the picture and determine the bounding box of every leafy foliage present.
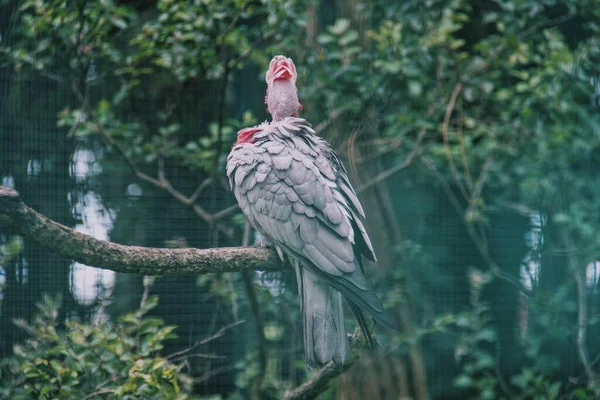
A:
[3,0,600,398]
[4,0,134,75]
[127,0,295,82]
[453,270,568,400]
[0,295,192,399]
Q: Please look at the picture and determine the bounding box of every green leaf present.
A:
[454,375,472,388]
[339,30,358,46]
[111,17,128,30]
[330,19,350,35]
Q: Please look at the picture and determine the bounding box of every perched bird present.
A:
[226,55,396,368]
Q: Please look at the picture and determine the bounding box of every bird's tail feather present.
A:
[348,301,375,348]
[295,262,349,368]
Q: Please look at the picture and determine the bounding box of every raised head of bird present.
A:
[265,55,302,121]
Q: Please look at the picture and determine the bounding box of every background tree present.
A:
[2,0,600,398]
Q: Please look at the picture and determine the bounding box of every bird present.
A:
[226,55,396,368]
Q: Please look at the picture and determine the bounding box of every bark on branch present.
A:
[0,185,285,275]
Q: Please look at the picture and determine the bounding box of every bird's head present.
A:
[265,55,302,121]
[265,55,297,86]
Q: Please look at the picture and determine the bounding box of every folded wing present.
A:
[227,118,395,331]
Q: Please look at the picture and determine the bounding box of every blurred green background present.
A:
[1,0,600,398]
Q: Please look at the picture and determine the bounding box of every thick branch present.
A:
[0,186,284,275]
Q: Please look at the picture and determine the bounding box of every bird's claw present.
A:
[252,232,273,248]
[259,235,273,248]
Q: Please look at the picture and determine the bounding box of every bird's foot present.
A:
[253,232,273,248]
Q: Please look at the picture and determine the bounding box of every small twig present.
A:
[155,167,233,239]
[347,130,360,183]
[188,178,215,205]
[462,13,575,80]
[157,155,167,183]
[73,86,237,240]
[240,221,268,399]
[242,271,268,400]
[192,364,238,384]
[167,319,245,363]
[83,389,115,399]
[355,102,437,193]
[356,128,427,193]
[494,199,536,217]
[420,160,532,296]
[456,108,473,191]
[470,157,493,250]
[67,79,90,137]
[95,125,234,239]
[212,65,230,174]
[169,353,225,363]
[213,204,239,221]
[39,71,65,82]
[156,156,214,222]
[199,319,246,345]
[354,136,403,147]
[89,117,162,187]
[226,271,240,321]
[518,13,575,40]
[465,156,493,221]
[226,26,270,69]
[355,137,403,164]
[135,276,154,350]
[314,108,342,134]
[561,231,599,392]
[441,83,469,201]
[139,275,153,309]
[284,361,352,400]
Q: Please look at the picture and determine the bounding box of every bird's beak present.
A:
[265,55,297,86]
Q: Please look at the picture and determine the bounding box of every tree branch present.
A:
[0,186,284,275]
[420,160,532,297]
[242,271,267,399]
[356,128,427,193]
[561,230,599,392]
[239,221,268,399]
[314,108,343,134]
[354,102,437,194]
[87,111,236,240]
[284,361,352,400]
[441,83,469,202]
